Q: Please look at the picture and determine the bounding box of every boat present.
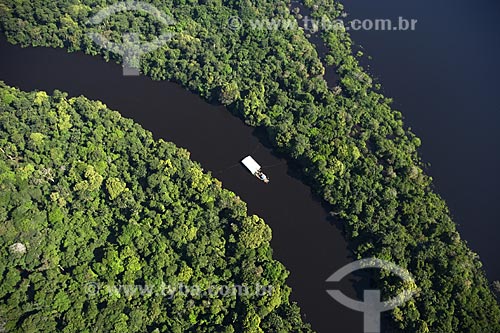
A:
[241,156,269,183]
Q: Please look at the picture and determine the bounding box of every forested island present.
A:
[0,83,312,332]
[0,0,499,332]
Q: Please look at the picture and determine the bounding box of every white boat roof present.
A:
[241,156,261,174]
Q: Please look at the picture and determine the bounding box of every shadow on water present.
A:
[250,125,345,233]
[0,37,373,333]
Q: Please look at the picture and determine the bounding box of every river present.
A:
[0,38,364,332]
[1,1,499,331]
[341,0,500,281]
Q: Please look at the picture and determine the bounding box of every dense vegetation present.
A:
[0,83,312,332]
[1,0,499,332]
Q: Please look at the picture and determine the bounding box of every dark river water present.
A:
[341,0,500,281]
[0,38,363,332]
[1,1,499,331]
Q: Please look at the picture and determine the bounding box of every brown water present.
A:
[3,2,498,331]
[0,38,363,333]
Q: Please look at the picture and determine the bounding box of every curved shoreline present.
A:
[0,38,361,333]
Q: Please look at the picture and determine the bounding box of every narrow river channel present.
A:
[4,1,498,328]
[0,38,362,333]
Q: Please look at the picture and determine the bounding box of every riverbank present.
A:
[340,0,500,281]
[1,0,499,330]
[0,38,362,333]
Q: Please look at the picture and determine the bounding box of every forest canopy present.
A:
[0,83,312,333]
[0,0,499,331]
